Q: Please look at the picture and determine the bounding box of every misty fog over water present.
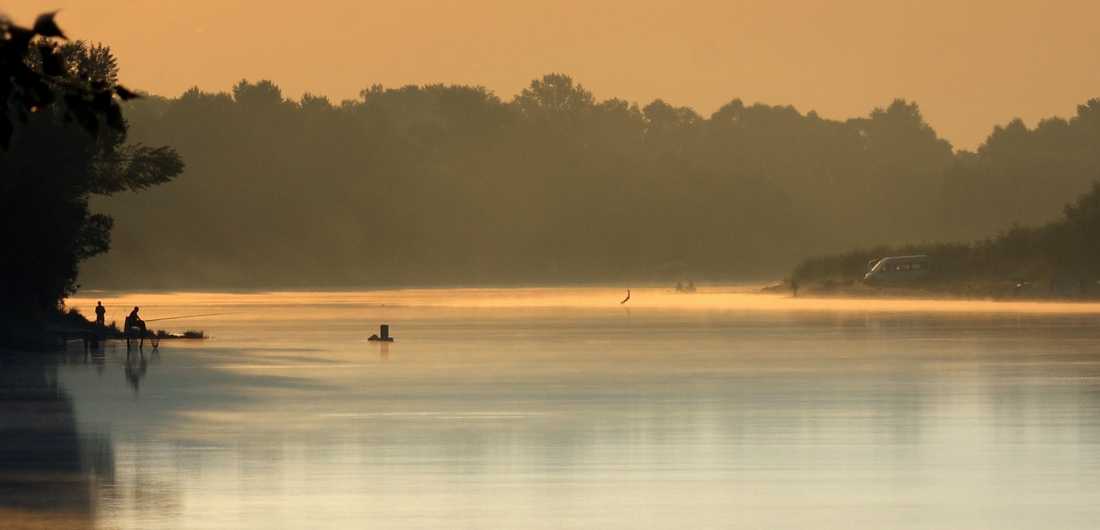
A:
[6,289,1094,529]
[7,6,1100,530]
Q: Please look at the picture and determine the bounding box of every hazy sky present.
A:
[10,0,1100,150]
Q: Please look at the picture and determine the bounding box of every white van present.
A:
[863,255,930,282]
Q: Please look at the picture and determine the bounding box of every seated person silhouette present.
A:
[124,307,147,336]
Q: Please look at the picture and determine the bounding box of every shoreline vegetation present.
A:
[1,16,184,351]
[86,79,1100,290]
[47,307,205,351]
[781,182,1100,302]
[6,13,1100,349]
[762,279,1100,302]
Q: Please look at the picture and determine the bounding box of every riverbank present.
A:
[764,278,1100,302]
[2,306,206,353]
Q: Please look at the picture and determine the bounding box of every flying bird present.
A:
[621,289,630,304]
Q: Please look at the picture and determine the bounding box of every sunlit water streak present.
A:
[19,288,1100,529]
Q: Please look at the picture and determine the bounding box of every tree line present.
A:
[6,27,1096,347]
[83,74,1100,288]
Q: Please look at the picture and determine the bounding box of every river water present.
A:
[4,287,1100,529]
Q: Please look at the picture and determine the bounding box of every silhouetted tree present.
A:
[514,74,594,117]
[1,17,183,348]
[1,14,138,149]
[941,100,1100,239]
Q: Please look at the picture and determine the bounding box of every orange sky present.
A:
[9,0,1100,150]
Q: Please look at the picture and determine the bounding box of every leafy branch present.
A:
[1,12,138,150]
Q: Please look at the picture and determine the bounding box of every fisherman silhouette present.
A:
[125,307,146,335]
[94,302,106,326]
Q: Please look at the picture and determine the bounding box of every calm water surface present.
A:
[5,288,1100,529]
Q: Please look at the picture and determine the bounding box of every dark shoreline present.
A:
[763,279,1100,302]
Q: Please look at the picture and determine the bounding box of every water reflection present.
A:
[28,291,1100,528]
[124,350,149,393]
[0,355,112,530]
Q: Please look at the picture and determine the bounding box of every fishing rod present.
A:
[144,312,235,323]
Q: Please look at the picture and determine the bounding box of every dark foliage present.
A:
[89,75,1100,288]
[792,183,1100,284]
[940,101,1100,239]
[1,20,183,349]
[85,75,1036,288]
[1,14,137,150]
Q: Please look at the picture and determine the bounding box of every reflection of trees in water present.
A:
[56,347,185,523]
[0,355,113,529]
[7,320,1097,527]
[983,350,1100,445]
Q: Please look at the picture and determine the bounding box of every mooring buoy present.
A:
[368,324,394,342]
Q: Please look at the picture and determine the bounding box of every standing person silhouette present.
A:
[790,280,799,297]
[94,302,106,326]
